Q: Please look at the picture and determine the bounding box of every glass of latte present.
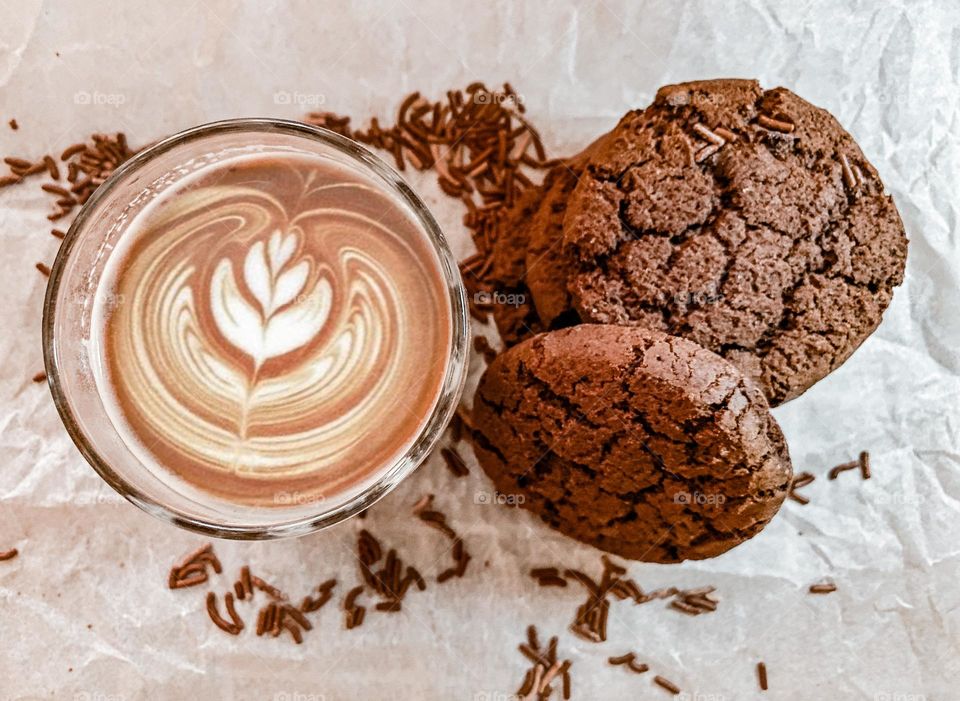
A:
[42,119,468,538]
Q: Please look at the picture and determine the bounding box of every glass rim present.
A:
[41,117,470,540]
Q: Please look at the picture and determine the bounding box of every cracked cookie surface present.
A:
[561,79,908,405]
[471,324,792,563]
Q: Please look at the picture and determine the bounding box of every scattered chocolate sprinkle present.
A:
[563,569,600,596]
[254,606,269,636]
[416,502,457,540]
[758,661,768,691]
[646,587,680,600]
[281,618,303,644]
[168,543,220,589]
[609,578,643,602]
[249,573,284,599]
[839,153,858,191]
[530,567,567,588]
[8,119,18,130]
[693,123,725,146]
[282,604,313,631]
[609,652,650,674]
[240,566,253,599]
[859,451,871,480]
[4,157,32,170]
[43,156,60,180]
[300,578,337,612]
[515,626,572,700]
[258,602,277,636]
[344,585,366,630]
[358,528,382,565]
[355,528,428,611]
[654,675,681,695]
[809,581,837,594]
[758,114,795,133]
[669,599,703,615]
[669,586,719,615]
[828,460,859,480]
[32,372,46,383]
[788,471,815,504]
[0,548,18,561]
[205,592,242,635]
[41,183,71,197]
[3,133,137,241]
[224,592,244,630]
[695,143,721,163]
[440,446,469,477]
[714,126,737,142]
[308,84,556,321]
[35,262,50,277]
[60,143,85,160]
[533,557,718,641]
[852,164,865,187]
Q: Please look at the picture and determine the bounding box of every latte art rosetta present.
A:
[210,229,333,368]
[95,153,451,505]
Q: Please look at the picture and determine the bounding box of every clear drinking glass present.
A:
[42,119,469,539]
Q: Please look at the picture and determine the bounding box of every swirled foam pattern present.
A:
[94,153,451,506]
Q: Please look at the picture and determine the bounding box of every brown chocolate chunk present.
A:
[471,324,792,563]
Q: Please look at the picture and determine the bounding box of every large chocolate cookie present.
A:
[561,79,908,405]
[471,324,792,563]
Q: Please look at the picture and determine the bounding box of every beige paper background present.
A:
[0,1,958,699]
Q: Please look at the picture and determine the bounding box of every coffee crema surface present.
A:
[93,152,452,506]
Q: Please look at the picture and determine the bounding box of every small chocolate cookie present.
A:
[472,324,792,563]
[523,144,602,327]
[561,79,908,405]
[489,136,609,346]
[488,184,546,346]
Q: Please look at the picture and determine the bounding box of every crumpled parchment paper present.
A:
[1,1,958,699]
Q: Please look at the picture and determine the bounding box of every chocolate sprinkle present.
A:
[440,446,469,478]
[809,581,837,594]
[653,675,681,695]
[828,460,859,480]
[757,113,795,133]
